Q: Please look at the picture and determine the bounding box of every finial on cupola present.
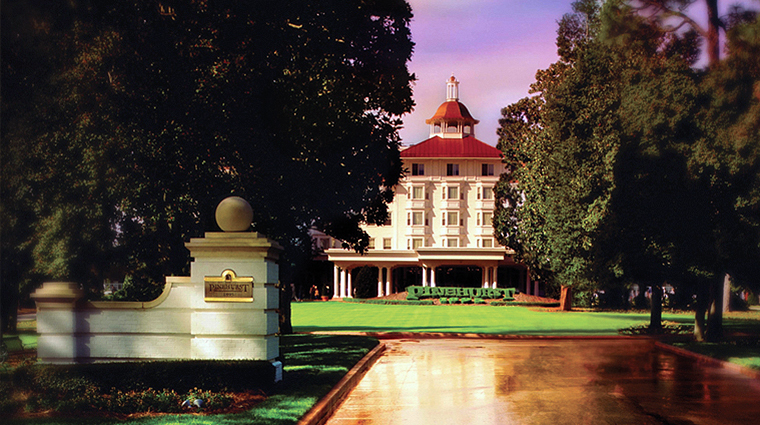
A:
[446,74,459,101]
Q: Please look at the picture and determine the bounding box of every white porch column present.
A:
[430,267,436,287]
[482,266,488,288]
[339,268,347,298]
[347,269,353,298]
[385,268,392,295]
[377,267,384,297]
[491,267,498,289]
[534,280,540,297]
[422,265,428,287]
[333,265,340,299]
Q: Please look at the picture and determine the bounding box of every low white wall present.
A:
[33,232,282,364]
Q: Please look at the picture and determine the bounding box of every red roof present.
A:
[425,101,479,124]
[401,136,502,158]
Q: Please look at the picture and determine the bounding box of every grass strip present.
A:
[671,341,760,371]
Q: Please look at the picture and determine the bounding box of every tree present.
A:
[690,11,760,339]
[495,0,620,308]
[1,0,416,333]
[623,0,760,340]
[599,4,707,331]
[497,0,758,339]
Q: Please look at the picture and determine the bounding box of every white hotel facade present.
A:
[313,76,535,298]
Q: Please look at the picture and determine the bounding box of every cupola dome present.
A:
[425,75,479,138]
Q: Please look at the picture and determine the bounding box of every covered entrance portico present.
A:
[326,248,531,298]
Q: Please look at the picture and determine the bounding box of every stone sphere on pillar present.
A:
[215,196,253,232]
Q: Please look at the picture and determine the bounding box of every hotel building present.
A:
[312,76,534,298]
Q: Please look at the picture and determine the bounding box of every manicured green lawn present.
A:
[292,301,693,335]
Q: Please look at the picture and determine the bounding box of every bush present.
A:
[490,301,560,307]
[352,266,379,299]
[342,298,435,306]
[6,360,273,416]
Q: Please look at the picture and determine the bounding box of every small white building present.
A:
[314,76,535,298]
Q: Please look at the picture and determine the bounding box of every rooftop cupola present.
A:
[446,74,459,101]
[426,75,479,139]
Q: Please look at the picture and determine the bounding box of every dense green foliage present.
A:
[341,298,436,305]
[1,0,416,332]
[2,360,274,416]
[494,0,760,340]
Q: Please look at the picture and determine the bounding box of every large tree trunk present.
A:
[650,283,663,333]
[279,283,293,335]
[706,274,726,342]
[694,281,709,341]
[705,0,721,66]
[722,273,731,313]
[559,285,573,311]
[0,280,19,334]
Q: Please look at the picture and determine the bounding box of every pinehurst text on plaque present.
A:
[204,269,254,302]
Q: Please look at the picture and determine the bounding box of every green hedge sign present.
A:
[406,286,515,301]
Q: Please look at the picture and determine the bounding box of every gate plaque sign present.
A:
[205,269,254,302]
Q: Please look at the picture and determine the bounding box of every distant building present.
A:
[313,76,536,298]
[103,280,124,296]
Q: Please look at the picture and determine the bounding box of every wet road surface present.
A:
[324,338,760,425]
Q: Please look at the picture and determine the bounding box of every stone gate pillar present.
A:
[184,197,283,361]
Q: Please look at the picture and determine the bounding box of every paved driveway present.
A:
[325,338,760,425]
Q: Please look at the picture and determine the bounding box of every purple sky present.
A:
[399,0,759,147]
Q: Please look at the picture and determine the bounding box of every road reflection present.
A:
[326,338,760,425]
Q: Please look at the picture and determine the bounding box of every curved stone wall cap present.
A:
[215,196,253,232]
[87,282,173,310]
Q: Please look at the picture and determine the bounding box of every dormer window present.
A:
[446,163,459,176]
[464,125,471,135]
[412,163,425,176]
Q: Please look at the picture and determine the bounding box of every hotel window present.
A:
[368,238,375,249]
[482,238,493,248]
[383,215,392,226]
[383,238,392,249]
[482,163,494,176]
[447,238,459,248]
[412,186,425,199]
[412,238,424,249]
[446,211,459,227]
[446,163,459,176]
[483,212,492,226]
[482,186,493,200]
[412,211,423,226]
[447,186,459,200]
[412,163,425,176]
